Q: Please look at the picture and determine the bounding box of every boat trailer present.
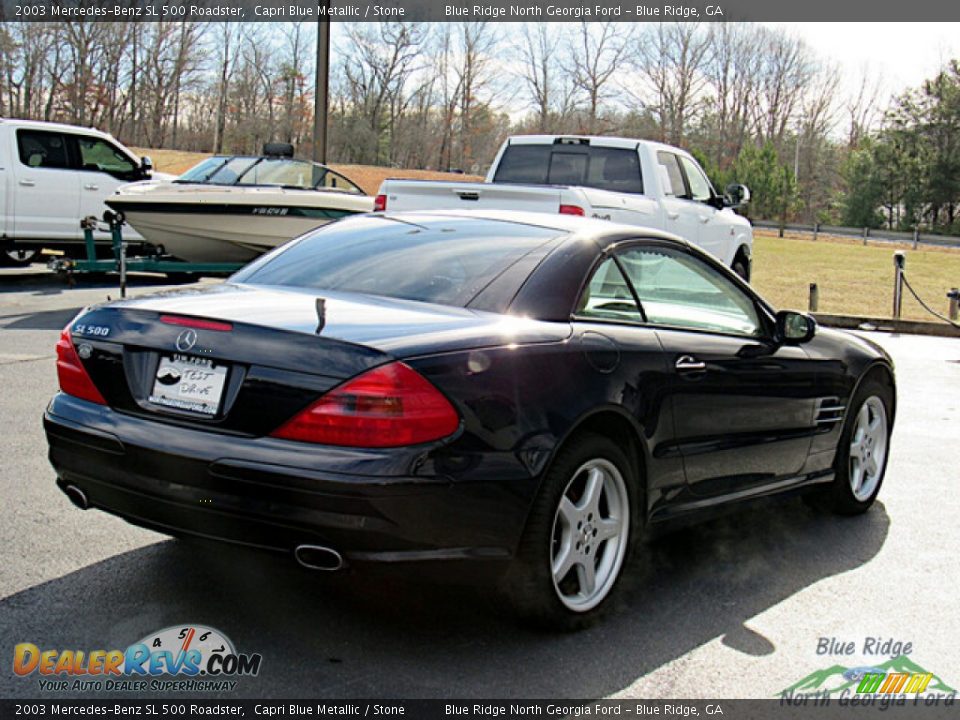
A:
[49,213,246,297]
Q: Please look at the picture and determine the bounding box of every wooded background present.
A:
[1,21,958,233]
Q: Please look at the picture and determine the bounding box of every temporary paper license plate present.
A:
[149,354,227,416]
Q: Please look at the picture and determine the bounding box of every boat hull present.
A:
[106,185,374,264]
[115,210,343,263]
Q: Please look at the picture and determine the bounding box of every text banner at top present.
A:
[4,0,960,22]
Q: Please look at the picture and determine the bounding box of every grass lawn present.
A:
[752,230,960,323]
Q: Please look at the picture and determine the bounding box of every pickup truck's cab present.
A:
[377,135,753,280]
[0,119,161,266]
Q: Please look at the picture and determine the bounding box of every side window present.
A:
[75,136,137,179]
[618,246,761,336]
[679,156,713,202]
[656,151,687,198]
[575,257,643,323]
[17,130,70,170]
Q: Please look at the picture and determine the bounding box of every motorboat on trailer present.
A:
[105,144,374,264]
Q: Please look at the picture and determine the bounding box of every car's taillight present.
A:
[56,327,106,405]
[373,194,387,212]
[270,361,459,447]
[559,204,585,216]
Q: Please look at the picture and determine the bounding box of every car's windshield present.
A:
[493,144,644,194]
[233,216,563,308]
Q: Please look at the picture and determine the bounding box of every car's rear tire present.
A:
[503,433,638,630]
[806,377,893,515]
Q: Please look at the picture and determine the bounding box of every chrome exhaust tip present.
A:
[62,484,89,510]
[294,544,345,571]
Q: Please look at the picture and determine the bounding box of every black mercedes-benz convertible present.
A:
[44,211,895,628]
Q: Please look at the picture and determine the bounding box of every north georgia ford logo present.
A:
[13,624,262,692]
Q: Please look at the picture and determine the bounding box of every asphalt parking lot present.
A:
[1,266,958,700]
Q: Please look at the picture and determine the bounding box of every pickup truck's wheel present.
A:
[503,434,637,630]
[2,248,38,267]
[732,257,750,282]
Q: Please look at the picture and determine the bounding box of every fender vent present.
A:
[815,397,846,428]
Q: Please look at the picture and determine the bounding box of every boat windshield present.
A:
[175,156,363,194]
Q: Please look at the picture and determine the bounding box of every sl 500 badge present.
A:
[73,324,110,337]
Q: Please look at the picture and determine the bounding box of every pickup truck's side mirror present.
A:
[775,310,817,344]
[724,183,750,208]
[140,156,154,177]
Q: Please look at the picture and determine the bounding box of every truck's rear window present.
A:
[493,144,644,195]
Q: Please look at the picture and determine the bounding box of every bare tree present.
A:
[704,22,760,168]
[453,22,499,170]
[339,22,429,165]
[515,24,575,132]
[565,22,629,134]
[212,23,241,153]
[846,67,883,148]
[752,27,816,144]
[630,22,712,145]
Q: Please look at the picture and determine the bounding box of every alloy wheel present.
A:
[550,458,630,612]
[849,396,888,502]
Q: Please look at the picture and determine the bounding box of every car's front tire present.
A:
[808,377,893,515]
[504,433,638,630]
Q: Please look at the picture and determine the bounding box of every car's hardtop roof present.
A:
[378,208,690,251]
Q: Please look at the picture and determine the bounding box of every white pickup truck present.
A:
[376,134,754,280]
[0,119,168,266]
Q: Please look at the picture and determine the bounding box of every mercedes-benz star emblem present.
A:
[175,328,198,352]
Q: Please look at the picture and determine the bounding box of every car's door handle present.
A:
[675,355,706,373]
[699,215,711,224]
[83,183,99,191]
[666,211,679,220]
[19,179,35,187]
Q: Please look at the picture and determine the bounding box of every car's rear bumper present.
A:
[44,394,537,568]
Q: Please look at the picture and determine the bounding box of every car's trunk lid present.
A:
[68,283,569,435]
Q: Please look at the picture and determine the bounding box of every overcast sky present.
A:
[766,23,960,101]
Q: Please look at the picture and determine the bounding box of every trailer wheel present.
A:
[1,248,38,267]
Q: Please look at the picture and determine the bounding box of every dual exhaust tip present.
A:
[58,481,344,572]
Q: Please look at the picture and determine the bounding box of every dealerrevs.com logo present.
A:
[13,624,262,693]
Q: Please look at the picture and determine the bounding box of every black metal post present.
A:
[313,13,331,164]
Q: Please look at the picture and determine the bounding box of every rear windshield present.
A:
[234,216,563,308]
[493,144,644,195]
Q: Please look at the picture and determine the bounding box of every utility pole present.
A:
[312,12,331,164]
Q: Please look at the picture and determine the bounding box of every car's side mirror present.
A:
[141,156,154,176]
[775,310,817,344]
[724,183,750,208]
